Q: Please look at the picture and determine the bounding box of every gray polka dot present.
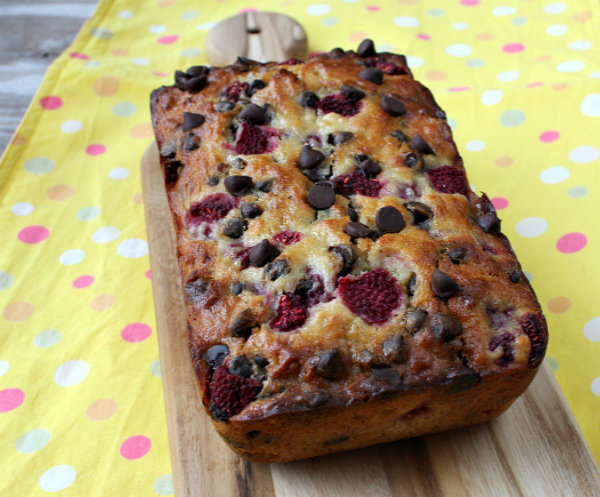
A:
[150,360,162,377]
[547,357,559,372]
[24,157,55,174]
[34,329,62,348]
[90,27,113,40]
[112,101,137,117]
[181,10,198,20]
[511,16,528,25]
[568,186,588,198]
[500,109,526,127]
[16,429,51,454]
[180,48,201,57]
[0,270,14,291]
[322,16,338,26]
[77,206,101,221]
[428,8,445,16]
[154,474,174,495]
[466,58,485,68]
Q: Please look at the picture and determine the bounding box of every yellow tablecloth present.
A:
[0,0,599,494]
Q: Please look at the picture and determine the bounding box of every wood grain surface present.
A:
[141,142,600,497]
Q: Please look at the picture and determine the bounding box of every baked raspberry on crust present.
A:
[208,363,262,418]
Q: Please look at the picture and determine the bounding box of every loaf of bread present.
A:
[150,39,548,463]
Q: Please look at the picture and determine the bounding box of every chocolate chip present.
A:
[298,145,325,169]
[207,175,219,186]
[348,208,358,222]
[231,282,245,295]
[187,65,209,78]
[247,430,260,439]
[214,101,235,112]
[264,259,290,281]
[446,366,479,394]
[324,436,350,446]
[174,70,190,91]
[330,244,356,276]
[329,131,354,145]
[209,403,228,421]
[382,334,407,363]
[509,270,521,283]
[359,67,384,84]
[239,103,266,124]
[240,202,263,219]
[186,75,208,93]
[357,38,376,57]
[405,308,427,333]
[358,159,381,178]
[407,273,417,296]
[371,367,401,384]
[391,129,408,142]
[164,160,183,186]
[380,95,406,116]
[354,154,369,163]
[182,112,205,132]
[232,157,247,170]
[223,219,247,239]
[316,348,343,379]
[205,344,229,371]
[253,355,269,368]
[160,139,177,159]
[302,168,329,183]
[478,213,501,234]
[345,221,373,239]
[249,239,280,267]
[184,278,208,302]
[315,179,336,191]
[431,313,462,341]
[403,153,419,168]
[436,109,447,120]
[410,134,435,155]
[231,56,253,72]
[182,132,200,152]
[341,84,366,102]
[230,355,253,377]
[255,179,273,193]
[432,270,460,300]
[329,47,345,59]
[229,309,256,338]
[376,206,405,233]
[308,183,336,210]
[448,248,466,265]
[299,91,319,109]
[247,79,266,97]
[224,175,253,196]
[404,201,433,227]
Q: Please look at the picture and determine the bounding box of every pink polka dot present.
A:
[366,5,380,11]
[539,130,560,143]
[121,323,152,343]
[70,52,90,60]
[461,0,480,5]
[491,197,509,210]
[86,144,106,156]
[239,7,257,13]
[40,96,63,110]
[556,233,587,254]
[417,33,431,40]
[0,388,25,413]
[145,270,152,279]
[157,35,179,45]
[18,225,49,244]
[448,86,471,92]
[120,436,152,460]
[503,43,525,53]
[152,71,168,77]
[73,275,94,289]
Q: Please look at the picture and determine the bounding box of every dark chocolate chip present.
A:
[448,248,466,265]
[209,403,228,421]
[182,132,200,152]
[330,244,356,277]
[299,91,319,109]
[436,109,447,120]
[301,168,329,183]
[207,175,219,186]
[223,219,247,239]
[240,202,263,219]
[232,157,247,170]
[359,159,381,178]
[405,308,427,333]
[446,366,479,394]
[247,430,260,439]
[247,79,267,97]
[345,221,373,239]
[186,75,208,93]
[329,47,345,59]
[410,134,435,155]
[316,348,343,379]
[324,436,350,446]
[249,239,280,267]
[253,355,269,368]
[404,201,433,226]
[230,355,253,377]
[478,213,502,234]
[298,145,325,169]
[239,103,266,124]
[294,278,316,298]
[231,282,245,295]
[380,95,406,116]
[255,179,273,193]
[231,56,252,72]
[174,70,190,91]
[431,313,463,341]
[348,208,358,222]
[403,153,419,168]
[329,131,354,145]
[391,129,408,142]
[182,112,205,132]
[187,65,209,78]
[382,334,407,363]
[214,101,235,112]
[224,175,253,196]
[205,344,229,371]
[357,38,376,57]
[315,179,336,191]
[354,154,369,163]
[371,367,401,384]
[432,270,460,300]
[376,206,406,233]
[229,309,256,338]
[407,273,417,296]
[160,139,177,159]
[184,278,208,301]
[359,67,384,84]
[264,259,290,281]
[164,160,183,186]
[308,183,336,210]
[341,84,366,102]
[509,270,521,283]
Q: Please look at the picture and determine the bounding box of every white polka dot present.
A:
[394,16,420,27]
[481,90,503,105]
[59,249,85,266]
[149,24,166,34]
[556,60,585,73]
[466,140,485,151]
[306,3,331,15]
[92,226,120,244]
[515,217,548,238]
[197,21,216,30]
[406,56,424,68]
[583,317,600,341]
[447,118,457,130]
[446,44,472,57]
[453,22,469,30]
[591,377,600,396]
[118,10,133,19]
[581,94,600,118]
[109,167,130,180]
[54,360,89,387]
[546,24,567,36]
[39,465,76,492]
[11,202,34,216]
[131,58,150,66]
[497,70,520,82]
[493,6,516,16]
[0,360,8,376]
[544,2,566,14]
[540,166,570,184]
[569,40,592,51]
[59,120,82,133]
[117,239,149,258]
[591,72,600,79]
[569,145,599,164]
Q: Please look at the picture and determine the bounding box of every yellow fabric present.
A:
[0,0,599,494]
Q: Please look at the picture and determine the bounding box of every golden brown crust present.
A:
[150,45,548,462]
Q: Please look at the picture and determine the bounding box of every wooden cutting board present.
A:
[141,142,600,497]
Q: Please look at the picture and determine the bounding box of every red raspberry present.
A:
[335,170,383,197]
[338,268,403,325]
[317,94,363,117]
[488,332,515,366]
[276,58,304,65]
[230,245,251,270]
[270,293,309,331]
[520,313,548,367]
[208,364,262,418]
[486,306,514,330]
[224,81,249,101]
[273,230,303,246]
[232,122,279,155]
[366,58,408,75]
[187,193,237,225]
[427,165,468,195]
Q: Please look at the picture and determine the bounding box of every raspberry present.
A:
[187,193,236,225]
[230,245,251,270]
[427,165,468,195]
[232,122,279,155]
[208,364,262,418]
[317,94,363,117]
[338,268,403,325]
[270,293,309,331]
[486,306,514,330]
[400,404,430,420]
[296,274,328,308]
[366,58,408,75]
[273,230,303,245]
[224,81,249,102]
[488,332,515,366]
[520,313,548,367]
[335,170,383,197]
[276,58,304,65]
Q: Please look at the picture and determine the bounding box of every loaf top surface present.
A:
[150,42,548,422]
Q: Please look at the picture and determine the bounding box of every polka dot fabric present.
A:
[0,0,599,493]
